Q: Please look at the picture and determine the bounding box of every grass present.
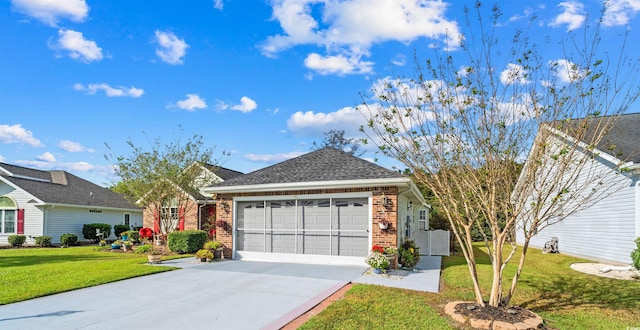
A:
[0,246,178,305]
[301,243,640,329]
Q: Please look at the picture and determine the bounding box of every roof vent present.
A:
[50,171,68,185]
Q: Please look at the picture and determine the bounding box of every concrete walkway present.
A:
[354,256,442,292]
[0,256,441,330]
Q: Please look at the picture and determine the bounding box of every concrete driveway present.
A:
[0,259,367,330]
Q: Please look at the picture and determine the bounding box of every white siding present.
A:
[517,164,638,264]
[0,182,44,245]
[45,206,143,243]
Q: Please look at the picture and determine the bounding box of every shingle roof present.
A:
[0,163,140,210]
[561,112,640,163]
[201,164,244,181]
[210,147,404,188]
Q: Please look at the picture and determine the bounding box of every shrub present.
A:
[631,237,640,271]
[8,235,26,247]
[82,223,112,242]
[60,233,78,247]
[365,252,390,269]
[114,224,129,237]
[204,240,223,250]
[195,249,213,260]
[34,236,52,247]
[125,230,140,243]
[168,230,208,254]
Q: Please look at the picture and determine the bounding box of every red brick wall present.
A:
[141,199,202,231]
[215,186,400,260]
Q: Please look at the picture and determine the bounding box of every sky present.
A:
[1,0,640,186]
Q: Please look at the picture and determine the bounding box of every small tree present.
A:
[311,129,365,156]
[106,130,227,238]
[359,3,640,308]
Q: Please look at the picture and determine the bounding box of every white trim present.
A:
[233,191,373,202]
[636,180,640,238]
[203,177,412,194]
[46,203,142,213]
[545,125,632,168]
[235,251,367,266]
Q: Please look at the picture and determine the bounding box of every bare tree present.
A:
[106,131,226,237]
[359,3,640,308]
[311,129,365,156]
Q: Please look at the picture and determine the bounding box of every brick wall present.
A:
[215,186,400,260]
[141,199,202,231]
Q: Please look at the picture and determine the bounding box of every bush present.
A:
[204,240,223,250]
[60,233,78,247]
[82,223,112,242]
[124,230,140,243]
[168,230,208,254]
[631,237,640,271]
[34,236,52,247]
[195,249,213,260]
[8,235,26,247]
[114,224,129,237]
[365,252,390,269]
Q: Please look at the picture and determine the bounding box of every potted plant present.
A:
[135,244,162,263]
[204,240,224,259]
[398,239,420,269]
[99,239,107,247]
[122,240,133,252]
[195,249,214,262]
[111,240,122,250]
[378,219,390,230]
[365,251,390,274]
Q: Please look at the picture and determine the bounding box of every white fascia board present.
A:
[46,203,143,212]
[544,125,626,167]
[203,177,413,194]
[0,176,45,205]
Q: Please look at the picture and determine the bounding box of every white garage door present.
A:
[235,198,369,264]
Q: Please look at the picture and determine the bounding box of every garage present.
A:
[235,197,370,264]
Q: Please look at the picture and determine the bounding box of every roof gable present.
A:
[211,147,404,188]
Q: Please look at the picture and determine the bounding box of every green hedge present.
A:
[34,236,52,247]
[8,235,26,247]
[168,230,208,254]
[60,233,78,247]
[114,224,130,237]
[82,223,112,242]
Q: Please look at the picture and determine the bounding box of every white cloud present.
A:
[549,1,586,31]
[260,0,460,75]
[231,96,257,113]
[304,53,373,76]
[51,29,103,62]
[391,54,406,67]
[36,151,56,162]
[213,0,223,10]
[509,8,533,23]
[175,94,207,111]
[11,0,89,26]
[244,151,306,163]
[16,159,96,172]
[217,96,258,113]
[0,124,43,147]
[500,63,529,85]
[74,83,143,97]
[603,0,640,26]
[155,30,189,65]
[550,59,585,83]
[58,140,95,152]
[287,106,365,136]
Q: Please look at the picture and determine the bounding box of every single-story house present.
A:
[202,147,430,265]
[516,113,640,264]
[0,162,142,244]
[140,163,243,233]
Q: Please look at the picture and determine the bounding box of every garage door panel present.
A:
[298,232,330,255]
[237,231,264,252]
[332,233,368,256]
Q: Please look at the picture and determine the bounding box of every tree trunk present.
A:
[505,240,530,305]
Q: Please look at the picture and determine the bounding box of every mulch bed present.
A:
[455,302,536,324]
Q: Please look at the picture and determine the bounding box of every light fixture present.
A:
[408,201,413,210]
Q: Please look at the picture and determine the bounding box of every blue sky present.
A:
[1,0,639,186]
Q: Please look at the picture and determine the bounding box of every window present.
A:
[124,213,130,226]
[0,196,17,234]
[334,201,348,207]
[318,200,330,207]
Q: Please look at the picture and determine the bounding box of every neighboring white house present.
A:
[516,113,640,265]
[0,162,142,245]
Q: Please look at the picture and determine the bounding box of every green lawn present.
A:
[301,244,640,329]
[0,246,176,305]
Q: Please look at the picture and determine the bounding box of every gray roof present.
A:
[201,164,244,181]
[210,147,404,188]
[0,163,140,210]
[561,112,640,163]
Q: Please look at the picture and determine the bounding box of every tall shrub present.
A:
[60,233,78,247]
[82,223,112,242]
[632,237,640,271]
[168,230,207,254]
